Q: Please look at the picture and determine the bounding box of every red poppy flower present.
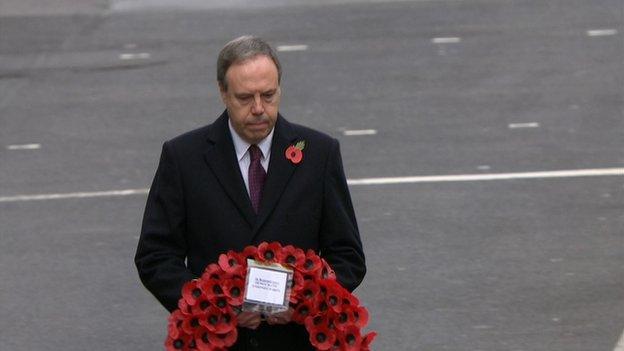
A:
[285,145,303,164]
[296,249,322,275]
[289,270,306,303]
[319,278,344,294]
[338,325,362,351]
[304,314,334,333]
[341,290,360,307]
[213,296,230,311]
[191,301,213,316]
[332,306,353,331]
[328,333,356,351]
[316,279,348,312]
[280,245,306,267]
[297,273,319,288]
[218,251,245,275]
[317,278,339,302]
[202,263,223,281]
[181,279,205,306]
[167,310,185,339]
[223,277,245,306]
[194,330,217,351]
[353,305,369,328]
[188,289,213,315]
[195,329,237,349]
[178,298,193,316]
[308,324,336,350]
[241,245,258,261]
[165,329,193,351]
[209,328,239,348]
[329,339,343,351]
[199,278,225,298]
[325,289,344,313]
[331,303,370,329]
[333,304,369,331]
[181,311,204,335]
[291,299,318,324]
[257,242,283,263]
[199,305,237,334]
[300,279,321,304]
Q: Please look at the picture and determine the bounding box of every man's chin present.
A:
[244,131,270,144]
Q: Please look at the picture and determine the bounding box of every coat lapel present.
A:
[252,116,299,237]
[203,112,256,228]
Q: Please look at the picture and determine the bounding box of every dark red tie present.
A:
[248,145,266,213]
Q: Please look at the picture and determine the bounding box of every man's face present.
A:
[219,55,281,145]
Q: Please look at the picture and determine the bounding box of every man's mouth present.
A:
[247,120,269,128]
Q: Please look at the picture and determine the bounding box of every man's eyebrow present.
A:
[234,93,253,98]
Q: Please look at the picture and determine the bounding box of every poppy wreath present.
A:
[166,242,377,351]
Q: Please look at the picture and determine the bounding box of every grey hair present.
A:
[217,35,282,91]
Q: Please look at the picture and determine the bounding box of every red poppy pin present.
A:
[285,140,305,164]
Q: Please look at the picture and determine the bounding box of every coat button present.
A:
[249,337,259,348]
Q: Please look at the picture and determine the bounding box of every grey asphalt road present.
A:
[1,0,623,350]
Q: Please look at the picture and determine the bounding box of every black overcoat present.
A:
[135,111,366,350]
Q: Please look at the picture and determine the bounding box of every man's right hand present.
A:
[237,311,262,330]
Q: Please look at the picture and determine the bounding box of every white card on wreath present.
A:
[243,259,293,314]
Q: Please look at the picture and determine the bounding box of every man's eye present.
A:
[262,93,274,100]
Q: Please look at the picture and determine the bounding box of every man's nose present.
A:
[250,95,264,115]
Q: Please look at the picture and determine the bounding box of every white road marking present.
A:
[119,53,151,60]
[509,122,540,129]
[0,189,149,202]
[7,143,41,150]
[346,168,624,186]
[343,129,378,136]
[587,29,618,37]
[276,45,308,52]
[1,168,623,203]
[477,165,491,171]
[614,329,624,351]
[432,37,461,44]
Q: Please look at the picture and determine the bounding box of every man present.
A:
[135,36,366,350]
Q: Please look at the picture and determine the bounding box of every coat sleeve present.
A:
[319,139,366,292]
[135,141,195,312]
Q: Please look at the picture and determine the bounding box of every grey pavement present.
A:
[1,0,623,350]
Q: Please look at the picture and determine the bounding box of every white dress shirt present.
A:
[228,119,273,196]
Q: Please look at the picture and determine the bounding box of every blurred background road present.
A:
[1,0,623,350]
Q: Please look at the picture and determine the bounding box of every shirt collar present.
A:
[228,119,274,161]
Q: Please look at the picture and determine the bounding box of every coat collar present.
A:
[203,111,300,234]
[204,111,256,227]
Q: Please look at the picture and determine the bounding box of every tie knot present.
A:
[249,145,263,162]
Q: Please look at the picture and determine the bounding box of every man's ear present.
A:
[218,81,227,104]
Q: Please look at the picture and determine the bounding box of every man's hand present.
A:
[237,311,262,330]
[266,308,294,325]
